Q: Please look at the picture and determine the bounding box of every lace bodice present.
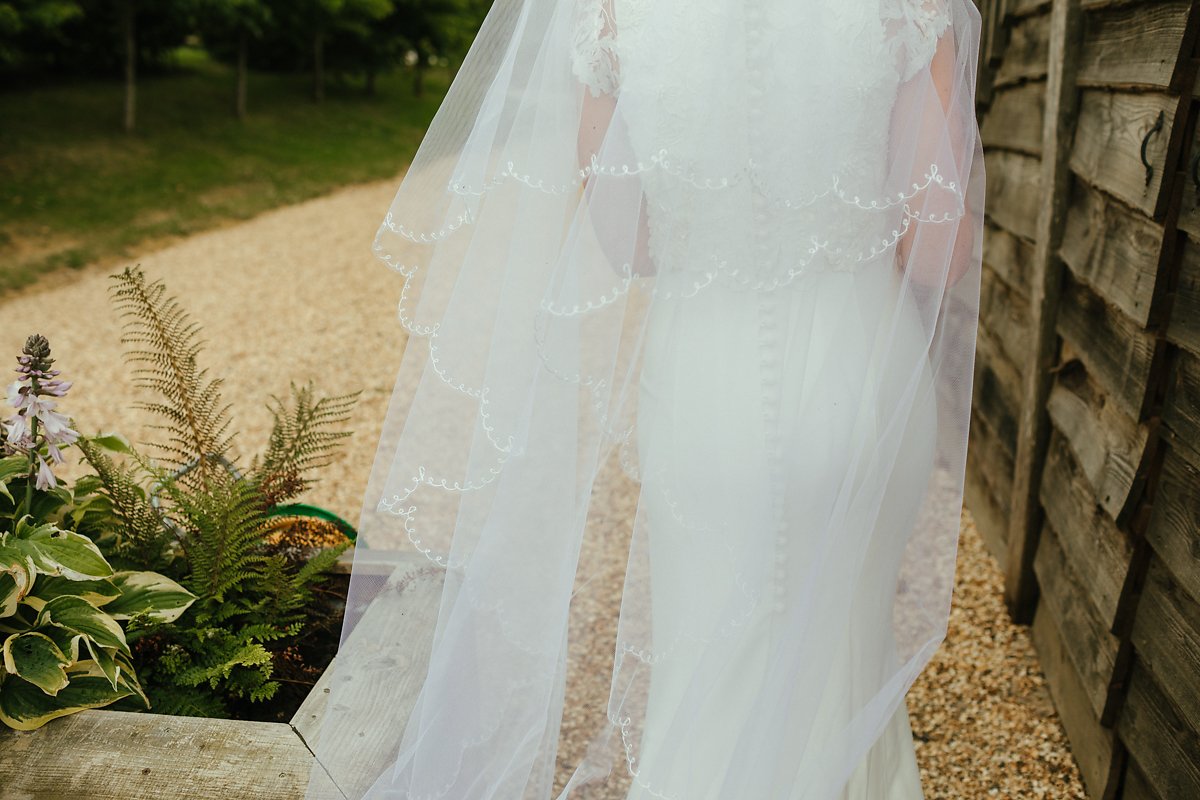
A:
[570,0,955,292]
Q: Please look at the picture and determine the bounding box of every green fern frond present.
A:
[253,382,359,506]
[76,437,173,571]
[110,266,236,477]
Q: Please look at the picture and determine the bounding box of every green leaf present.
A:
[0,455,29,503]
[16,522,113,581]
[2,633,70,695]
[82,639,120,691]
[88,433,133,454]
[35,596,128,654]
[26,576,120,612]
[0,673,133,731]
[41,627,82,663]
[104,571,196,623]
[0,550,35,617]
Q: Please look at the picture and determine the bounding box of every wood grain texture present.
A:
[1069,89,1176,220]
[982,223,1036,293]
[982,80,1047,156]
[1058,178,1163,328]
[1120,759,1160,800]
[1144,444,1200,604]
[980,265,1033,370]
[1076,1,1191,89]
[1031,600,1119,799]
[0,711,312,800]
[1130,558,1200,742]
[973,325,1023,457]
[1033,520,1120,720]
[301,553,445,800]
[1163,349,1200,453]
[1116,662,1200,800]
[1038,427,1133,626]
[995,11,1052,87]
[1045,355,1150,520]
[1056,273,1156,421]
[984,148,1043,241]
[965,448,1011,564]
[1167,236,1200,354]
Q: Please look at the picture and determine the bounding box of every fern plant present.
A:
[79,266,358,719]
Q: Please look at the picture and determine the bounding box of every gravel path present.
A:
[0,180,1085,798]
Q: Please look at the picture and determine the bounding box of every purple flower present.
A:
[4,335,78,484]
[34,455,56,491]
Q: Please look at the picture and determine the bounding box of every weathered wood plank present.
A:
[1116,662,1200,800]
[1005,0,1083,622]
[972,325,1023,457]
[1033,520,1120,720]
[1058,178,1163,328]
[1069,90,1177,220]
[985,148,1044,241]
[303,554,446,799]
[1045,350,1150,519]
[982,80,1047,156]
[1163,350,1200,455]
[1076,1,1191,90]
[0,711,312,800]
[995,11,1052,87]
[1167,237,1200,354]
[1038,426,1133,625]
[1144,444,1200,603]
[982,224,1036,294]
[1121,759,1161,800]
[1011,0,1050,18]
[1056,273,1157,421]
[1031,600,1119,798]
[965,448,1010,565]
[979,266,1033,374]
[1130,557,1200,744]
[1177,128,1200,240]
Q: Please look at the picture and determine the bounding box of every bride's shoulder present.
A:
[879,0,954,82]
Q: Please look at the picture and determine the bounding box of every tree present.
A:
[385,0,487,96]
[0,1,83,72]
[280,0,389,103]
[196,0,270,118]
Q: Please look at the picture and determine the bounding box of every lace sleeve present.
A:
[883,0,953,83]
[572,0,620,96]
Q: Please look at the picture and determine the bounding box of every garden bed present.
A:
[0,549,444,800]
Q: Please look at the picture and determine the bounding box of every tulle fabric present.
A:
[307,0,984,798]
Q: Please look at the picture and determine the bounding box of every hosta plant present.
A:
[0,336,196,730]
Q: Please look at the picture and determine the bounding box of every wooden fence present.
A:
[968,0,1200,797]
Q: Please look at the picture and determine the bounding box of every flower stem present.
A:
[24,376,38,514]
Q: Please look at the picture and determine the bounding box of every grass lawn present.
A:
[0,47,449,294]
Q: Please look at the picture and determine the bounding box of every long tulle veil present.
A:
[307,0,984,797]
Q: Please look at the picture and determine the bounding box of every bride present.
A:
[309,1,984,798]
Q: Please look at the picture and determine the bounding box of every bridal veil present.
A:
[308,0,984,797]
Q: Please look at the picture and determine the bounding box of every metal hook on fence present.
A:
[1141,110,1164,188]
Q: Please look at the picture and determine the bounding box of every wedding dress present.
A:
[308,1,983,799]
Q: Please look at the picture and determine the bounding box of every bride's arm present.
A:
[573,0,655,276]
[895,5,982,289]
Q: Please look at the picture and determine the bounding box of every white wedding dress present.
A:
[577,3,947,796]
[308,1,982,798]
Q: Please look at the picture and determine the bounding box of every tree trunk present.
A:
[122,0,136,133]
[413,62,424,98]
[313,30,324,103]
[235,31,247,120]
[365,63,377,97]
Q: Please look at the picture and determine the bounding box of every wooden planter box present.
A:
[0,550,444,800]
